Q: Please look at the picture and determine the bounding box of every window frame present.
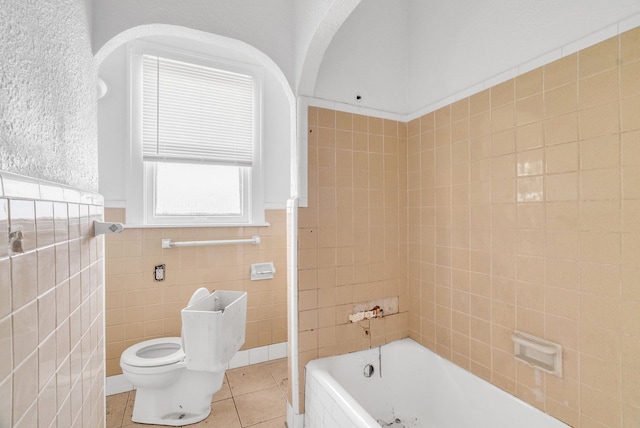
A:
[127,41,265,227]
[144,161,250,224]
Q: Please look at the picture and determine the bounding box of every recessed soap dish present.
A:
[512,331,563,377]
[250,262,276,281]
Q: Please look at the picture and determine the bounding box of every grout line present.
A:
[227,374,245,428]
[118,391,129,428]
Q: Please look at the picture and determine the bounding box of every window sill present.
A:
[123,222,271,229]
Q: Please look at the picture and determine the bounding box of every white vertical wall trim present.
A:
[286,197,300,418]
[296,98,309,208]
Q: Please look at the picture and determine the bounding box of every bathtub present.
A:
[304,338,569,428]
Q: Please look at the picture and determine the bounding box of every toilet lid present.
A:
[121,337,185,367]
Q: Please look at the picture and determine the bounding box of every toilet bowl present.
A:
[120,288,247,426]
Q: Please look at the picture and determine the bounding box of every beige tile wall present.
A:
[0,177,105,428]
[104,209,287,376]
[299,27,640,427]
[408,28,640,427]
[298,107,409,409]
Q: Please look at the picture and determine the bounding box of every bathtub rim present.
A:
[305,361,381,428]
[304,337,570,428]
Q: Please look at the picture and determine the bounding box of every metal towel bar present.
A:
[161,235,260,249]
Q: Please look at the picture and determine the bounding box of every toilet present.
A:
[120,288,247,426]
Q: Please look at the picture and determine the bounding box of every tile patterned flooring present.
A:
[106,359,288,428]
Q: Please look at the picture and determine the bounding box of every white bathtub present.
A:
[304,338,569,428]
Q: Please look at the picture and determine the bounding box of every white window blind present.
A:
[142,55,255,166]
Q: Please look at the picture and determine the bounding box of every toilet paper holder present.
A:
[250,262,275,281]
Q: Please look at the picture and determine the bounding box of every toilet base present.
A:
[133,405,210,426]
[130,368,225,426]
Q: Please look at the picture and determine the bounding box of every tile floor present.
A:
[106,359,288,428]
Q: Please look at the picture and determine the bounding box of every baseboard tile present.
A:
[105,374,134,396]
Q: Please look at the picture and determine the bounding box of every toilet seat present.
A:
[121,337,185,367]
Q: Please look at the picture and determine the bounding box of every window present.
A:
[128,42,264,226]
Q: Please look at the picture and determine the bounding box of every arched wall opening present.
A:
[94,3,369,421]
[94,24,295,208]
[95,24,301,420]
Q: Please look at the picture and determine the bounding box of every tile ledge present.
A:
[0,170,103,205]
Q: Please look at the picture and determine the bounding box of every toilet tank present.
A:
[181,290,247,372]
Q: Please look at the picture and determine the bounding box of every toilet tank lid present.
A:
[181,287,212,348]
[186,287,211,308]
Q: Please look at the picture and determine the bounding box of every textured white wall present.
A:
[0,0,98,191]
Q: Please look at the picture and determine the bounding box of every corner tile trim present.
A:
[0,170,104,205]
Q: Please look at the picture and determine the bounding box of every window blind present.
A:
[142,55,254,166]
